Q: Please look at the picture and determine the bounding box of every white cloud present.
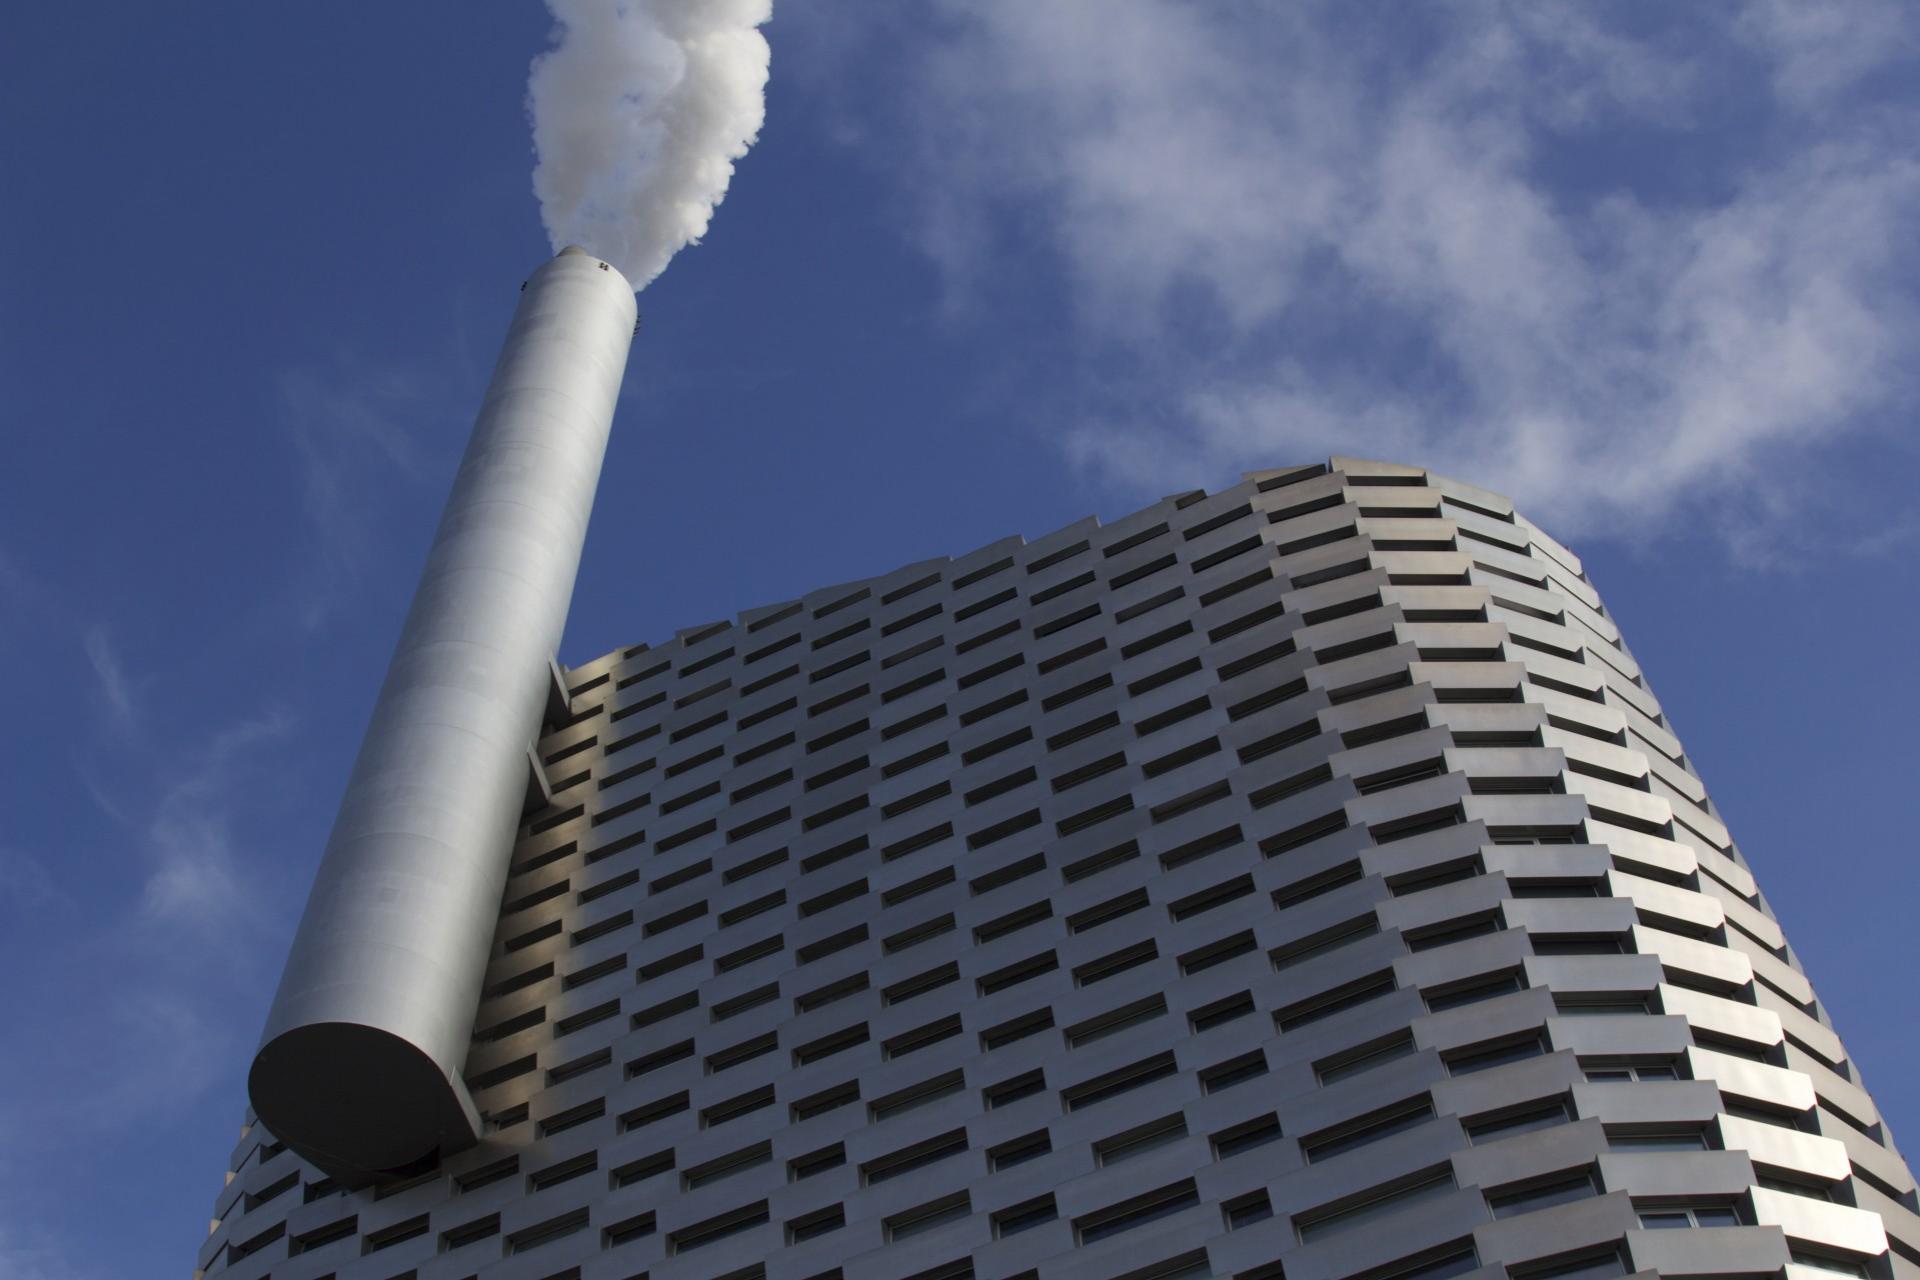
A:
[138,710,293,931]
[1737,0,1917,109]
[833,2,1920,551]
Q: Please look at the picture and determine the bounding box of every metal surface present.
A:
[247,247,635,1184]
[209,459,1920,1279]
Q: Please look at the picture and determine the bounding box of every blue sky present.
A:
[2,4,1918,1275]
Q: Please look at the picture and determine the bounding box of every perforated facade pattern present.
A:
[201,457,1920,1280]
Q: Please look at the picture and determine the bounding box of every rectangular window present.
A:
[1444,1033,1546,1076]
[790,1080,859,1121]
[1167,873,1255,921]
[1406,914,1501,952]
[528,1152,598,1192]
[1636,1204,1742,1229]
[670,1202,770,1254]
[362,1214,429,1252]
[682,1143,770,1191]
[886,865,956,905]
[792,1024,869,1066]
[869,1070,966,1121]
[1065,888,1150,933]
[1425,971,1524,1012]
[795,972,868,1013]
[992,1196,1058,1239]
[863,1130,970,1185]
[794,924,865,965]
[638,943,703,980]
[1314,1032,1416,1084]
[1301,1097,1435,1163]
[788,1143,845,1180]
[890,967,967,1005]
[1487,1170,1598,1219]
[715,933,784,973]
[884,1015,962,1059]
[978,951,1060,995]
[886,1193,972,1241]
[989,1130,1053,1171]
[1361,1244,1483,1280]
[1189,991,1256,1033]
[1062,839,1140,883]
[1075,1181,1201,1244]
[506,1207,590,1254]
[1178,930,1257,975]
[440,1215,499,1252]
[1580,1058,1678,1084]
[980,1008,1055,1051]
[603,1211,658,1247]
[710,982,779,1021]
[1609,1128,1709,1152]
[455,1156,519,1193]
[1272,859,1363,909]
[1554,993,1651,1016]
[288,1215,358,1255]
[974,901,1052,943]
[969,853,1046,898]
[1272,914,1379,968]
[1094,1115,1188,1166]
[700,1085,775,1129]
[983,1069,1047,1109]
[537,1096,605,1135]
[1276,971,1397,1030]
[1200,1050,1268,1093]
[1224,1191,1273,1229]
[1531,935,1624,955]
[610,1149,674,1187]
[1295,1171,1455,1244]
[800,879,866,918]
[787,1205,845,1243]
[1075,941,1159,986]
[706,1032,778,1074]
[1464,1099,1571,1144]
[1211,1114,1283,1159]
[1063,1053,1179,1111]
[1066,996,1166,1048]
[618,1091,688,1132]
[884,913,956,953]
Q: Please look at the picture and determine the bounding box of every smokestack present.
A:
[249,247,636,1183]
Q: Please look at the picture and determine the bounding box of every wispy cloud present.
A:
[822,2,1920,555]
[0,850,68,913]
[138,710,293,930]
[276,356,441,627]
[80,626,135,731]
[0,706,298,1166]
[0,1223,97,1280]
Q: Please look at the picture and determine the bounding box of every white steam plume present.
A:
[528,0,772,290]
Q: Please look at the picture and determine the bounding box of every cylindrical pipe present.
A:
[249,247,635,1183]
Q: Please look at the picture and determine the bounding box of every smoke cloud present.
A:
[528,0,772,290]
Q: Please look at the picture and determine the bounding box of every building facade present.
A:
[201,457,1919,1280]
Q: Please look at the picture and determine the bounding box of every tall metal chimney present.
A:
[249,247,636,1183]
